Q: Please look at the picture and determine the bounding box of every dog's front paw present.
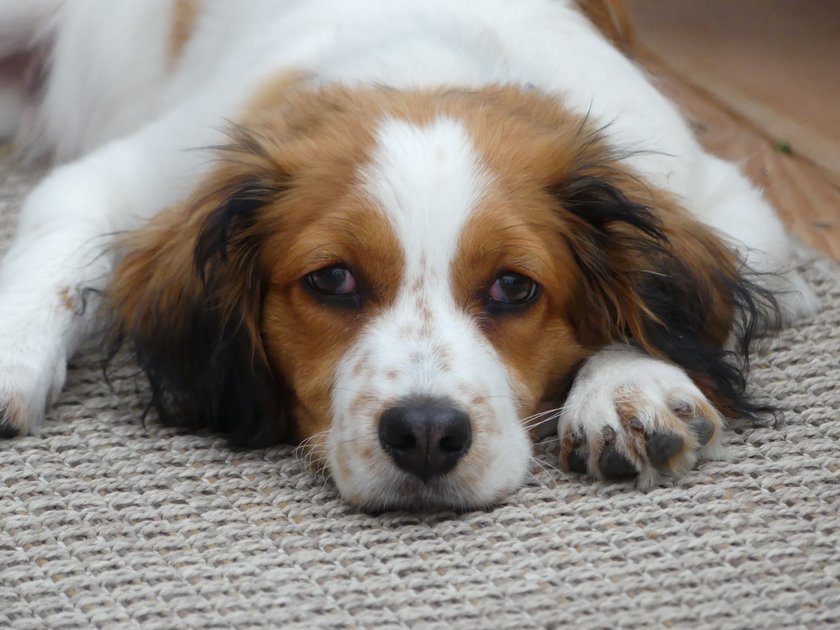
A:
[0,331,67,438]
[557,346,725,489]
[0,363,66,438]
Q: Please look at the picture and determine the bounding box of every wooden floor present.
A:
[626,0,840,261]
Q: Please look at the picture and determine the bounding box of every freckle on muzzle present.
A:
[378,397,472,482]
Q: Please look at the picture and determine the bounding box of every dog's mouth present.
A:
[354,472,486,513]
[321,449,477,512]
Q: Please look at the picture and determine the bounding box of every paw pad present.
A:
[645,431,684,467]
[690,418,715,445]
[599,445,637,478]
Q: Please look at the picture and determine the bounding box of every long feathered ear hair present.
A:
[550,156,780,425]
[108,127,295,446]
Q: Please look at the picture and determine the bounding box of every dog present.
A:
[0,0,818,510]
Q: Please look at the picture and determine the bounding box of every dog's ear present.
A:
[109,133,294,446]
[551,166,778,422]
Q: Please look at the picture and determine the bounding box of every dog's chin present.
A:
[352,481,488,514]
[332,466,525,513]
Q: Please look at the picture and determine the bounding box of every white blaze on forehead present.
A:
[329,115,532,509]
[362,116,489,275]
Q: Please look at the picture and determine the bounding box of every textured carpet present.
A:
[1,150,839,629]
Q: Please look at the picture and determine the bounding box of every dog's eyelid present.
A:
[299,263,368,310]
[483,270,541,315]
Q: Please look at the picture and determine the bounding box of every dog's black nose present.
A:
[378,400,472,481]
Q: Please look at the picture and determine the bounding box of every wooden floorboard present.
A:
[626,0,840,184]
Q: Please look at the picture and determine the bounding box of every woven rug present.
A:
[1,150,838,629]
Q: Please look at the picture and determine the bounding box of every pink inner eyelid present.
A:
[488,277,508,301]
[336,269,358,293]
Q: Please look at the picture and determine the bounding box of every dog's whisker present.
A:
[529,455,568,489]
[294,430,329,452]
[521,410,563,432]
[532,454,567,479]
[293,430,331,469]
[527,466,553,492]
[314,460,333,480]
[536,434,564,447]
[521,406,564,423]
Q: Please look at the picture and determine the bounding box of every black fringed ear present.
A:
[552,170,780,423]
[110,177,295,447]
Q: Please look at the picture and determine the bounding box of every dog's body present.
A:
[0,0,818,509]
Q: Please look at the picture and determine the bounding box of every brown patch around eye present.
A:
[212,83,417,444]
[260,199,403,441]
[451,193,588,414]
[437,88,626,414]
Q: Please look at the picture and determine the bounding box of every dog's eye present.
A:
[306,266,358,296]
[488,272,538,308]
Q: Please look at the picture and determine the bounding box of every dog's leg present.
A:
[0,95,227,437]
[0,161,112,436]
[556,344,726,489]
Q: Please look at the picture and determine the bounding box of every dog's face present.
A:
[112,84,743,510]
[260,112,595,508]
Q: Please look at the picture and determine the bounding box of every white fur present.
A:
[0,0,818,508]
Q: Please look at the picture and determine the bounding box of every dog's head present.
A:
[110,84,768,510]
